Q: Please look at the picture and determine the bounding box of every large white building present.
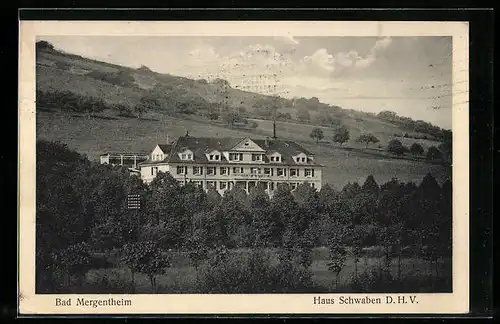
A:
[138,135,323,195]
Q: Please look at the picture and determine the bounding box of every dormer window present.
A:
[294,153,308,164]
[179,149,194,161]
[206,150,221,161]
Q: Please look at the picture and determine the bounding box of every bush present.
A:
[387,139,409,156]
[195,249,315,293]
[410,143,425,155]
[84,269,135,293]
[426,146,443,160]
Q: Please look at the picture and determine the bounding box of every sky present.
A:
[40,35,455,129]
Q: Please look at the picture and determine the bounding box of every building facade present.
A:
[138,136,323,195]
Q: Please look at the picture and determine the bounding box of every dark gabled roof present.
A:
[167,137,240,164]
[157,144,172,154]
[161,136,319,166]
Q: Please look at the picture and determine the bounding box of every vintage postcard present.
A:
[18,20,469,315]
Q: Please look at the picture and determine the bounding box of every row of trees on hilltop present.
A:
[310,126,448,162]
[377,110,448,140]
[36,139,452,293]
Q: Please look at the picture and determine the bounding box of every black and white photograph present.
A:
[19,20,469,315]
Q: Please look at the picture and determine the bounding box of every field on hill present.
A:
[36,110,450,189]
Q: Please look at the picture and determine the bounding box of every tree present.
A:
[249,185,278,247]
[296,106,310,122]
[327,224,349,289]
[208,111,220,120]
[410,142,425,156]
[341,181,361,199]
[147,172,185,247]
[426,146,443,160]
[356,133,380,148]
[315,109,333,126]
[361,175,380,197]
[135,96,159,118]
[121,241,170,293]
[377,110,398,121]
[332,125,350,147]
[36,40,55,51]
[114,103,134,117]
[51,241,92,288]
[388,139,409,156]
[292,183,320,231]
[309,127,324,143]
[438,130,452,163]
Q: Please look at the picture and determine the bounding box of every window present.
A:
[207,181,216,189]
[290,168,298,177]
[215,155,220,160]
[269,182,275,191]
[209,154,214,160]
[264,168,272,175]
[176,166,186,175]
[181,154,186,160]
[252,154,262,161]
[305,168,314,177]
[296,157,300,162]
[193,181,203,188]
[276,156,280,162]
[220,167,228,175]
[177,180,185,186]
[229,153,243,161]
[187,154,192,160]
[270,156,275,162]
[233,167,243,174]
[220,181,227,190]
[250,167,260,174]
[193,166,203,175]
[302,157,306,162]
[207,167,216,176]
[151,166,158,176]
[277,168,285,177]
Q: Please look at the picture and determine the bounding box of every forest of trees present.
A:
[37,140,452,294]
[377,110,450,140]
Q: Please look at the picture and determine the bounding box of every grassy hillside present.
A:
[35,45,450,189]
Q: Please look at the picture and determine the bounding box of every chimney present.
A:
[272,119,277,139]
[265,136,270,147]
[166,134,170,144]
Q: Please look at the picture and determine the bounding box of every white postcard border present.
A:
[18,20,470,315]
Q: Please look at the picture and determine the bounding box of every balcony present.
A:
[231,173,273,180]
